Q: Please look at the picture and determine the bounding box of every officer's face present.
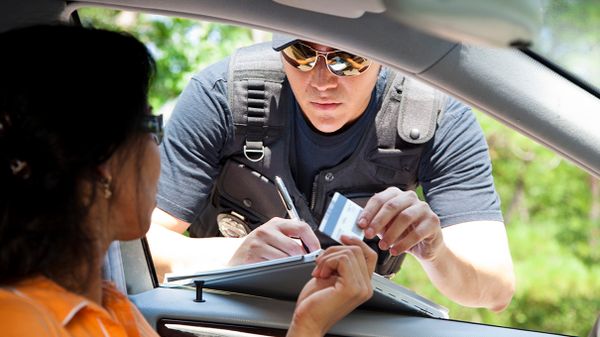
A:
[282,42,380,133]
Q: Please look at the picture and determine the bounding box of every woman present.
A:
[0,25,376,336]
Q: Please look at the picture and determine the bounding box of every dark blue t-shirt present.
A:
[291,89,379,199]
[157,56,503,230]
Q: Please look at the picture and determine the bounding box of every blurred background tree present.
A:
[78,2,600,336]
[79,8,266,111]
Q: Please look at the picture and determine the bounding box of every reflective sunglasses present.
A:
[141,113,163,144]
[281,42,372,77]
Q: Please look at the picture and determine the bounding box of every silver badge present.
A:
[217,211,251,238]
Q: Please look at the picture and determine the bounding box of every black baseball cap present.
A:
[271,33,299,51]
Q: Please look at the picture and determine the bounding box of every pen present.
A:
[274,176,301,220]
[275,176,313,253]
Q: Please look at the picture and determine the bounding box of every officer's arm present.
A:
[359,187,515,311]
[413,99,514,310]
[419,220,515,312]
[148,208,321,281]
[151,206,190,234]
[147,207,244,282]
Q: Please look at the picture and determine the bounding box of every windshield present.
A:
[531,0,600,91]
[77,6,600,337]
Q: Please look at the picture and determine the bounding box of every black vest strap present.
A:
[227,42,286,162]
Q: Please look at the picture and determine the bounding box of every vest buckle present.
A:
[243,144,265,162]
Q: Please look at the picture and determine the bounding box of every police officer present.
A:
[148,36,515,311]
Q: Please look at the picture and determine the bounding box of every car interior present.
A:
[2,0,599,336]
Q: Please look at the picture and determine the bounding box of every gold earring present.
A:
[101,177,112,199]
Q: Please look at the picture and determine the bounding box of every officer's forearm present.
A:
[417,221,515,311]
[146,223,244,282]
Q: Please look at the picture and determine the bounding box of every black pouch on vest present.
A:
[213,160,287,229]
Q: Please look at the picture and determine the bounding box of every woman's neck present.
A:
[55,241,107,305]
[71,198,115,305]
[80,266,103,304]
[81,238,112,305]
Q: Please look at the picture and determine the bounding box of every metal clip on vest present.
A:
[243,143,265,162]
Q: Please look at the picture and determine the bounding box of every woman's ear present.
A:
[96,162,112,184]
[96,162,113,199]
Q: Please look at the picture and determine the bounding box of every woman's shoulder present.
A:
[0,288,61,336]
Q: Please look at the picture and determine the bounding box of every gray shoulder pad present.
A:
[228,41,285,81]
[227,42,288,162]
[396,77,446,144]
[227,42,286,116]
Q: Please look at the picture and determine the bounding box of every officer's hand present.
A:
[288,236,376,337]
[358,187,444,261]
[228,217,321,266]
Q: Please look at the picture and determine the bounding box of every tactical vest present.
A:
[189,42,446,275]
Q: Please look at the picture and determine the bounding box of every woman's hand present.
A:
[287,235,377,336]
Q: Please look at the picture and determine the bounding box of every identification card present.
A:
[319,192,365,243]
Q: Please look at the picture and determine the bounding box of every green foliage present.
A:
[477,111,600,267]
[536,0,600,92]
[78,8,260,109]
[395,221,600,337]
[78,5,600,337]
[477,111,592,223]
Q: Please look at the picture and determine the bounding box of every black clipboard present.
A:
[165,250,449,319]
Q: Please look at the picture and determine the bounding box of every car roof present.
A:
[3,0,599,179]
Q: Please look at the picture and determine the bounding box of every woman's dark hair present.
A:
[0,24,155,285]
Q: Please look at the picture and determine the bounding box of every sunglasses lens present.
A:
[282,43,318,72]
[282,43,372,77]
[326,51,371,76]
